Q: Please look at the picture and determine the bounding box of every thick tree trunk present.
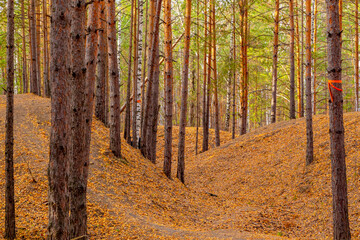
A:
[356,0,359,111]
[124,0,135,143]
[289,0,296,119]
[212,0,220,146]
[108,0,121,157]
[141,0,162,163]
[177,0,192,183]
[30,0,38,94]
[95,0,107,124]
[21,0,28,94]
[163,0,173,178]
[305,0,313,165]
[43,0,50,97]
[5,0,15,237]
[271,0,280,123]
[48,0,71,236]
[69,0,88,236]
[326,0,351,238]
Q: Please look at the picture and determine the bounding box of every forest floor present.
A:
[0,94,359,239]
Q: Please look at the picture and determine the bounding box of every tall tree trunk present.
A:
[48,0,71,236]
[21,0,28,94]
[140,0,149,134]
[232,0,236,139]
[295,0,302,118]
[313,0,317,114]
[356,0,359,111]
[132,0,144,148]
[326,0,351,238]
[305,0,313,165]
[43,0,50,97]
[108,0,121,157]
[125,0,135,143]
[301,0,305,117]
[69,0,87,236]
[290,0,296,119]
[141,0,162,163]
[240,0,248,134]
[30,0,38,94]
[163,0,173,178]
[95,0,107,124]
[177,0,192,183]
[36,0,42,95]
[5,0,15,237]
[195,0,200,154]
[212,0,220,146]
[271,0,280,123]
[202,0,209,152]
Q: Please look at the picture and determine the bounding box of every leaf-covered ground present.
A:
[0,94,358,239]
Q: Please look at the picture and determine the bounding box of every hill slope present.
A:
[186,110,360,239]
[0,94,285,239]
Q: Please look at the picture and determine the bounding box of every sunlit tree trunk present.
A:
[305,0,313,165]
[177,0,192,183]
[48,0,71,236]
[240,0,248,134]
[271,0,280,123]
[163,0,173,178]
[108,0,121,157]
[326,0,351,238]
[290,0,296,119]
[5,0,15,237]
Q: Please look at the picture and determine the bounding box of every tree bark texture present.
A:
[95,0,107,124]
[21,0,28,94]
[163,0,173,179]
[43,0,51,97]
[30,0,38,94]
[212,0,220,146]
[326,0,351,239]
[177,0,191,183]
[124,0,135,144]
[5,0,15,237]
[271,0,280,123]
[69,0,88,236]
[107,0,121,157]
[48,0,71,236]
[289,0,296,119]
[305,0,313,165]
